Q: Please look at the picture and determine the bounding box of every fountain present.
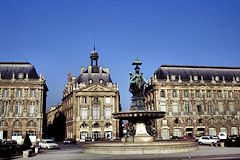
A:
[83,59,198,154]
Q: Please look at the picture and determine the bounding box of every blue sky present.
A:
[0,0,240,111]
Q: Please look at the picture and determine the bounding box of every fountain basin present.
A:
[83,141,199,155]
[113,111,165,121]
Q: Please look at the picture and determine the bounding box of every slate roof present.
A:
[0,62,39,79]
[75,66,112,85]
[154,65,240,81]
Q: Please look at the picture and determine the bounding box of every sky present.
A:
[0,0,240,111]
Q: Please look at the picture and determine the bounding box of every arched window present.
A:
[0,120,6,126]
[27,120,36,126]
[80,123,88,128]
[13,120,21,127]
[174,118,179,124]
[104,123,112,128]
[92,123,100,128]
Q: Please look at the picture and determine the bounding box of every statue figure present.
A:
[129,59,147,111]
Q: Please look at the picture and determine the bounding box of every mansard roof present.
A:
[0,62,39,79]
[75,72,112,85]
[154,65,240,81]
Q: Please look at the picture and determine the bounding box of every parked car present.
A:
[171,136,180,140]
[85,137,92,142]
[198,136,218,145]
[195,136,201,142]
[63,138,76,145]
[156,137,162,141]
[39,139,59,149]
[218,132,227,140]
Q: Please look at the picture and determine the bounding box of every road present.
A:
[14,142,240,160]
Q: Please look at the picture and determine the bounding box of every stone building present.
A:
[0,62,48,144]
[61,48,121,141]
[46,105,65,141]
[145,65,240,139]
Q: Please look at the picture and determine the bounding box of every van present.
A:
[218,132,227,140]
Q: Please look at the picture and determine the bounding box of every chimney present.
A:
[81,66,85,73]
[103,67,109,74]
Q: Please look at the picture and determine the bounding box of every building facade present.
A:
[61,48,121,141]
[145,65,240,139]
[0,62,48,144]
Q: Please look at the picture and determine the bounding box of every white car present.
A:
[218,132,227,140]
[38,139,59,149]
[198,136,218,145]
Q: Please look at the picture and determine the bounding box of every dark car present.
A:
[63,138,77,145]
[85,137,92,142]
[171,136,180,140]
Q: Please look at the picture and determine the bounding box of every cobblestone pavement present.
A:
[14,144,240,160]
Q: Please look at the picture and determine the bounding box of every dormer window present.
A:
[215,76,219,81]
[171,75,176,81]
[18,73,24,79]
[236,77,240,82]
[194,76,198,81]
[89,79,93,84]
[99,79,104,84]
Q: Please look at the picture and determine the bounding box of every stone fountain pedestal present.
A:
[134,122,154,142]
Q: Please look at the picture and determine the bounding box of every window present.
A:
[174,118,179,124]
[172,90,177,98]
[1,102,7,115]
[16,89,22,98]
[172,102,179,113]
[229,102,235,112]
[160,102,166,112]
[218,91,222,98]
[29,102,35,115]
[30,89,36,98]
[105,107,111,119]
[194,76,198,81]
[99,79,104,84]
[208,102,214,114]
[207,90,211,98]
[187,119,191,125]
[80,123,88,128]
[93,105,100,120]
[89,79,93,84]
[82,97,87,104]
[215,76,220,81]
[2,89,8,98]
[184,90,189,98]
[18,73,24,79]
[197,104,202,113]
[236,77,240,82]
[185,102,190,112]
[27,120,35,126]
[13,120,21,126]
[171,75,176,81]
[160,90,165,98]
[94,98,98,102]
[15,102,22,115]
[195,90,200,98]
[81,108,87,119]
[105,97,110,104]
[228,91,233,98]
[92,123,100,128]
[162,119,167,126]
[0,120,6,126]
[104,123,112,128]
[218,102,224,113]
[198,119,203,124]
